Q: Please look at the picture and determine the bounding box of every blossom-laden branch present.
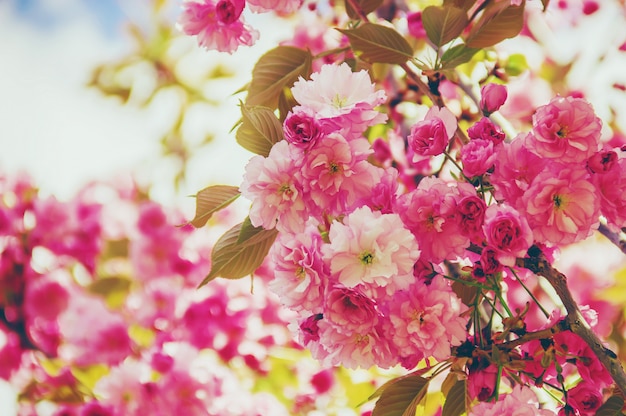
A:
[517,249,626,397]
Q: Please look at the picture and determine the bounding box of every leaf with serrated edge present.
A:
[595,395,625,416]
[440,44,480,69]
[344,0,383,19]
[371,374,429,416]
[338,23,413,65]
[246,46,312,109]
[199,222,278,287]
[441,380,466,416]
[236,104,283,156]
[422,6,468,48]
[466,1,525,48]
[190,185,240,228]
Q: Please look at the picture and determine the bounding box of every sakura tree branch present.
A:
[598,222,626,256]
[516,251,626,396]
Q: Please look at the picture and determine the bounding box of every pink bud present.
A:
[407,12,427,39]
[480,83,508,116]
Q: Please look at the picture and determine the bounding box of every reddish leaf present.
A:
[371,374,429,416]
[441,380,466,416]
[466,1,526,48]
[422,5,468,47]
[236,104,283,156]
[338,23,413,65]
[344,0,383,20]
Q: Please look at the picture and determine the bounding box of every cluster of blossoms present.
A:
[0,173,357,416]
[177,0,304,53]
[237,60,626,415]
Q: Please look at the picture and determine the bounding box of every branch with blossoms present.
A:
[179,0,626,414]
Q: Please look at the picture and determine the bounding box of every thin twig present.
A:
[598,222,626,256]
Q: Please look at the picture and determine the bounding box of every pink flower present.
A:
[269,228,327,313]
[407,12,427,39]
[408,106,457,157]
[324,206,419,291]
[177,0,259,54]
[523,166,599,246]
[527,96,601,163]
[291,63,387,137]
[483,204,533,267]
[246,0,302,13]
[396,177,470,263]
[567,381,603,415]
[594,157,626,229]
[468,363,498,401]
[480,83,508,116]
[316,319,396,369]
[240,140,308,233]
[461,138,496,177]
[586,149,618,174]
[469,385,556,415]
[324,287,379,334]
[467,117,505,144]
[384,277,467,364]
[457,195,487,243]
[491,134,547,208]
[300,134,382,218]
[283,108,328,151]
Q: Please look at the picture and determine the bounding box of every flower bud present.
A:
[480,83,508,116]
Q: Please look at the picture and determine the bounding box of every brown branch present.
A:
[598,223,626,256]
[516,252,626,396]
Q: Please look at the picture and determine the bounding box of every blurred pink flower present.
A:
[246,0,302,13]
[594,157,626,230]
[177,0,259,54]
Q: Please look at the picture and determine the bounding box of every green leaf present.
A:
[466,1,526,48]
[189,185,240,228]
[344,0,383,20]
[371,374,429,416]
[199,222,278,287]
[237,216,267,244]
[246,46,312,109]
[422,6,468,48]
[595,395,625,416]
[441,380,466,416]
[236,104,284,156]
[440,44,480,69]
[338,23,413,65]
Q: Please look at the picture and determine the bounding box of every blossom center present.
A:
[553,194,564,210]
[359,251,374,265]
[331,93,348,109]
[354,334,369,345]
